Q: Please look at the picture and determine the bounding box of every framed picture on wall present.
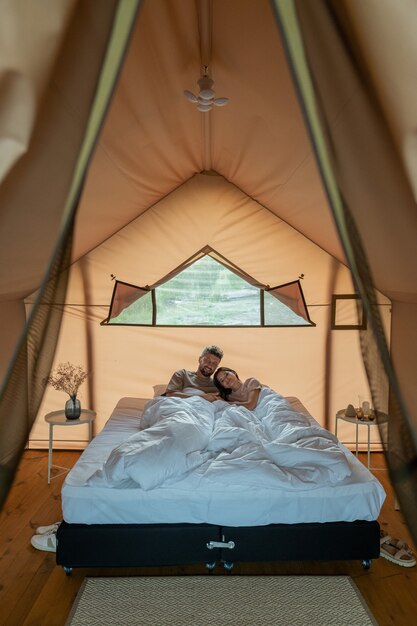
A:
[331,294,367,330]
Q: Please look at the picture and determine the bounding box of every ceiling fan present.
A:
[184,69,229,112]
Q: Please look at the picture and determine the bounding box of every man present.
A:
[165,345,223,401]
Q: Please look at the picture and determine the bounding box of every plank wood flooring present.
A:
[0,451,416,626]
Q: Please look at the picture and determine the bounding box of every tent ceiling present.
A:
[75,0,345,267]
[1,0,416,302]
[74,0,417,304]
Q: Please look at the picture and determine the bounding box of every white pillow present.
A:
[153,384,167,397]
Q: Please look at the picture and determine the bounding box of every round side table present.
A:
[335,409,386,469]
[44,409,96,484]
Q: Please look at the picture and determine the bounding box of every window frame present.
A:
[101,247,315,328]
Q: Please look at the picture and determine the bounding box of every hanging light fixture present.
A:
[184,67,229,112]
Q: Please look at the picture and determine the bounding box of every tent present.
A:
[1,1,416,536]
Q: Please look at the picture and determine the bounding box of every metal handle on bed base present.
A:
[206,540,235,550]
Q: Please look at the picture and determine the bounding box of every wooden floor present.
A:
[1,451,416,626]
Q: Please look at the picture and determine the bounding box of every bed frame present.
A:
[56,518,380,574]
[56,395,381,574]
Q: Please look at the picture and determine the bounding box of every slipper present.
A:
[380,530,414,554]
[35,522,60,535]
[31,533,57,553]
[380,532,416,567]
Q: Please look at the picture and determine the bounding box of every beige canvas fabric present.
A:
[0,0,119,380]
[0,0,414,454]
[28,174,390,447]
[0,0,137,505]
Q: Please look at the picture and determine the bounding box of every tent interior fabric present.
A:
[1,0,417,537]
[26,171,390,444]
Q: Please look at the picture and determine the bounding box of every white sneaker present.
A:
[35,522,60,535]
[31,533,57,552]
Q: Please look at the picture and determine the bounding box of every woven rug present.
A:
[66,575,378,626]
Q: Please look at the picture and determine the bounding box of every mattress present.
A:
[62,396,386,526]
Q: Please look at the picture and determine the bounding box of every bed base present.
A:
[56,519,380,574]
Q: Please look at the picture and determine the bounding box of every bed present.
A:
[56,390,385,573]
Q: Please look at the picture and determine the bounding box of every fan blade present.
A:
[198,96,214,105]
[197,103,212,112]
[184,90,198,103]
[199,88,215,100]
[213,97,229,107]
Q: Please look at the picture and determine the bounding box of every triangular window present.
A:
[102,247,314,327]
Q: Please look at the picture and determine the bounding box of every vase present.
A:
[65,396,81,420]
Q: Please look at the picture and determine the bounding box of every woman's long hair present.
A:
[214,367,240,401]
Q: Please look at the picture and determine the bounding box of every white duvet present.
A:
[87,388,351,491]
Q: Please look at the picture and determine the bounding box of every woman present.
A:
[213,367,262,410]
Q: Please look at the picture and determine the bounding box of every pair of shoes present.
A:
[31,532,57,553]
[380,530,416,567]
[36,522,60,535]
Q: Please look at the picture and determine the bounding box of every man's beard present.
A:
[199,366,213,377]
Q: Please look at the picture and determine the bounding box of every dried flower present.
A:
[45,362,87,398]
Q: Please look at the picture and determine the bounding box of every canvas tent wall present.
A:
[0,0,417,530]
[27,171,390,446]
